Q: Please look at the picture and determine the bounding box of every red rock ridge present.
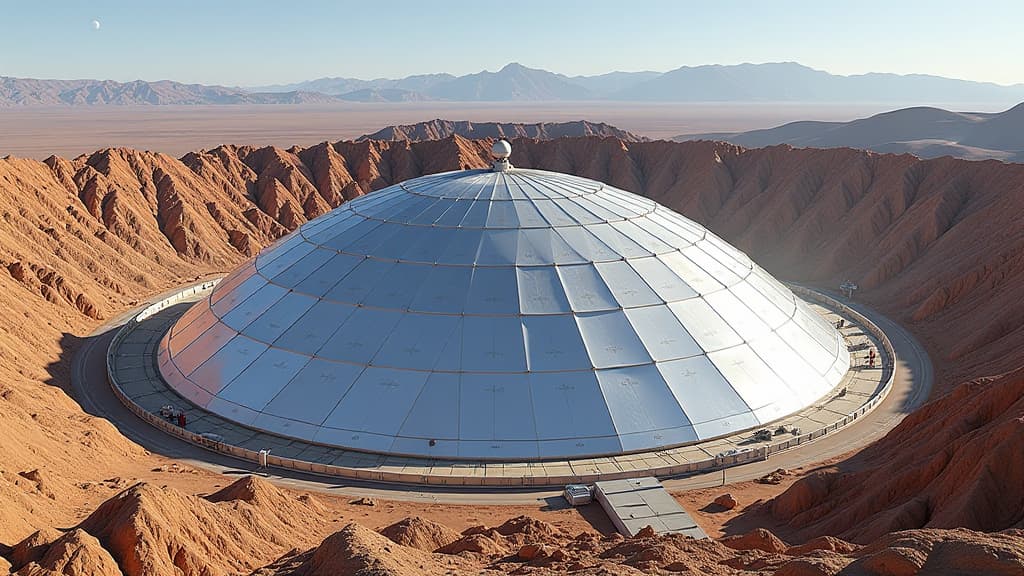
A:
[3,136,1024,560]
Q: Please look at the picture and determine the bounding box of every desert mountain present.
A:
[421,62,591,101]
[252,64,599,101]
[257,62,1024,103]
[678,103,1024,162]
[3,136,1024,573]
[615,61,1024,102]
[7,62,1024,106]
[250,72,457,96]
[0,77,336,107]
[565,70,663,96]
[335,88,429,102]
[358,119,647,142]
[1,63,590,106]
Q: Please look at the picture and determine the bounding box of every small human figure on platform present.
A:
[177,412,187,428]
[867,348,876,368]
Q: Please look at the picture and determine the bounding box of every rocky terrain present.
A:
[358,119,647,142]
[1,135,1024,574]
[771,367,1024,543]
[9,474,1022,576]
[678,103,1024,162]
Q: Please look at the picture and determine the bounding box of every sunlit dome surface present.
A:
[158,164,850,460]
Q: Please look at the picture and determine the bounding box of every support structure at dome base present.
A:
[106,280,895,487]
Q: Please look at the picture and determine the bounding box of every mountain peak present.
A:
[498,62,529,73]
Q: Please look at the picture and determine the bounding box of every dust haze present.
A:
[1,101,998,159]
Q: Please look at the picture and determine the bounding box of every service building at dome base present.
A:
[154,143,854,463]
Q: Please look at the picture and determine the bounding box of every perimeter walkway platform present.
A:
[103,280,893,487]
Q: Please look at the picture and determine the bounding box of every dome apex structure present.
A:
[491,139,513,172]
[158,167,850,460]
[491,139,512,159]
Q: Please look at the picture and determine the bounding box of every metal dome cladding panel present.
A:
[159,168,850,460]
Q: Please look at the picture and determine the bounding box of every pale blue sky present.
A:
[1,0,1021,86]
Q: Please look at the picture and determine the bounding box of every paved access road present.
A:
[72,290,932,505]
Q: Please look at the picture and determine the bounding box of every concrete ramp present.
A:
[594,477,706,539]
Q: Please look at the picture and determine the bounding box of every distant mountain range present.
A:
[4,62,1024,106]
[0,77,339,106]
[249,64,659,101]
[611,63,1024,102]
[252,62,1024,103]
[357,119,648,142]
[676,103,1024,162]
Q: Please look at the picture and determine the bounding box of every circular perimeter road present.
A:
[72,284,932,505]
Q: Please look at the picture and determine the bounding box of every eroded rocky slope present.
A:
[9,475,1023,576]
[358,119,648,142]
[2,135,1024,573]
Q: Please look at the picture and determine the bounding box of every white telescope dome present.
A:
[491,139,513,159]
[158,167,850,460]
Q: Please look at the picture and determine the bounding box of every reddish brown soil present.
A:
[9,477,1023,575]
[0,103,902,159]
[1,135,1024,574]
[770,367,1024,543]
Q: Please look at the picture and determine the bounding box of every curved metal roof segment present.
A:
[158,166,850,460]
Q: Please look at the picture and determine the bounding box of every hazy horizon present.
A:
[7,61,1024,90]
[2,0,1023,86]
[242,62,1024,90]
[2,100,1017,161]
